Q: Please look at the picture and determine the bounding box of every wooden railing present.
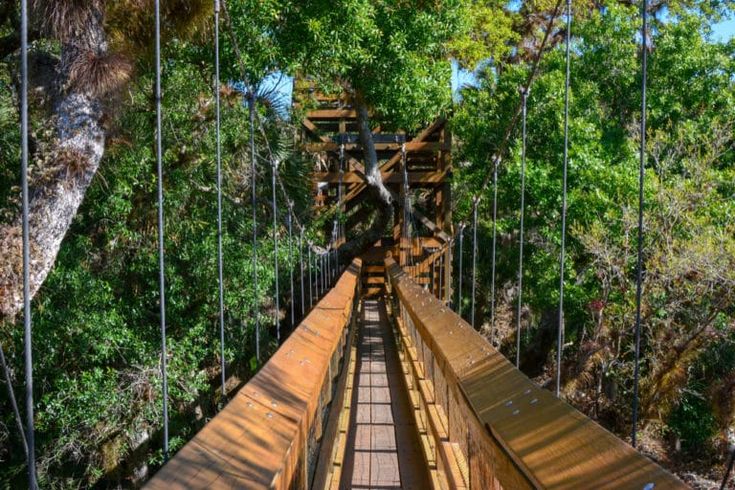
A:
[385,257,687,490]
[145,258,362,489]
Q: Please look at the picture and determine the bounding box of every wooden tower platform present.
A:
[294,80,453,304]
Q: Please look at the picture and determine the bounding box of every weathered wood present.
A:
[307,109,357,119]
[339,298,431,489]
[145,259,363,490]
[313,170,448,185]
[386,257,688,490]
[306,141,448,152]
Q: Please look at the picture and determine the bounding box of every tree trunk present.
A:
[338,100,394,259]
[0,9,108,321]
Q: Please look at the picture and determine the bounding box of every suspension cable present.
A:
[299,229,305,315]
[287,207,295,326]
[154,0,170,460]
[631,0,648,448]
[271,155,280,342]
[470,199,479,328]
[1,343,27,457]
[439,252,445,302]
[328,243,333,287]
[335,138,343,248]
[516,87,529,368]
[457,223,465,316]
[213,0,227,400]
[248,95,260,361]
[338,137,345,242]
[20,0,36,485]
[556,0,572,398]
[471,0,564,204]
[401,140,410,267]
[490,161,499,344]
[308,246,313,307]
[315,250,320,298]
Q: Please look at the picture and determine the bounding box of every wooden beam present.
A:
[301,118,332,143]
[306,109,357,119]
[340,117,447,204]
[314,170,448,185]
[305,142,449,153]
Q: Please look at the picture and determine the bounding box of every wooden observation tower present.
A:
[294,80,453,303]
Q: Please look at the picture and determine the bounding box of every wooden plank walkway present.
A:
[340,298,430,489]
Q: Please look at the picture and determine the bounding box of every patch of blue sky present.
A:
[712,17,734,40]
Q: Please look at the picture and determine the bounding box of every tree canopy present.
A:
[0,0,734,486]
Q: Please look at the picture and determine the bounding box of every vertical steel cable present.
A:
[429,255,435,294]
[299,229,305,315]
[315,251,320,298]
[556,0,572,398]
[439,253,445,303]
[326,245,331,287]
[154,0,169,460]
[401,141,409,267]
[287,208,295,326]
[338,138,345,242]
[457,224,464,316]
[1,344,27,457]
[249,94,260,360]
[631,0,648,448]
[490,162,499,344]
[308,246,313,307]
[271,159,280,342]
[334,138,343,253]
[332,248,336,283]
[331,249,336,283]
[213,0,227,399]
[516,88,529,369]
[471,200,479,329]
[20,0,36,485]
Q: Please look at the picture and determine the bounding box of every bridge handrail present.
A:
[385,257,686,489]
[145,258,362,489]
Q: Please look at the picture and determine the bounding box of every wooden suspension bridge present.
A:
[144,91,687,490]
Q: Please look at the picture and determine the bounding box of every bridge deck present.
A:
[340,298,430,489]
[145,256,686,490]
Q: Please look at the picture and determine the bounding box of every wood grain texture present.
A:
[340,299,431,489]
[144,259,362,490]
[386,257,688,490]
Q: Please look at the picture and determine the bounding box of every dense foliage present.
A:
[0,0,733,487]
[451,0,735,473]
[0,4,313,487]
